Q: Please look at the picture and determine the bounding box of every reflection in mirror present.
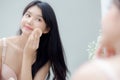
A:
[0,1,68,80]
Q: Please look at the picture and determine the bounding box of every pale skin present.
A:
[71,4,120,80]
[0,5,50,80]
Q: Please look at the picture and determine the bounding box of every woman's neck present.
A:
[17,32,31,50]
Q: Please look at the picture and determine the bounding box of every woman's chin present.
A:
[22,29,32,35]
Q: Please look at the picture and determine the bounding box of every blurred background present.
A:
[0,0,111,79]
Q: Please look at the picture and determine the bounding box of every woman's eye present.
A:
[25,13,31,17]
[36,18,41,22]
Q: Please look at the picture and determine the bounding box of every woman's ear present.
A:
[43,27,50,34]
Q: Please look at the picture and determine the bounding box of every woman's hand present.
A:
[23,28,42,64]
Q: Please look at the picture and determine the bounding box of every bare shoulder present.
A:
[71,61,106,80]
[0,38,2,73]
[0,38,3,65]
[5,36,19,47]
[0,36,17,43]
[0,38,3,53]
[0,38,3,46]
[0,36,18,52]
[6,36,18,42]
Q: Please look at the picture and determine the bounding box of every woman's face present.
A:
[20,5,49,34]
[101,4,120,45]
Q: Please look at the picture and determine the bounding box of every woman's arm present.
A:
[20,28,42,80]
[20,54,33,80]
[34,61,50,80]
[21,58,50,80]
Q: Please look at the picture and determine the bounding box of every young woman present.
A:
[71,0,120,80]
[0,0,68,80]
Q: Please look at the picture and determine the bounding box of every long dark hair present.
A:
[19,0,68,80]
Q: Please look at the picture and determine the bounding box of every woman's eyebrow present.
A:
[26,11,43,17]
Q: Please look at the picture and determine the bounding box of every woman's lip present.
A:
[24,26,33,30]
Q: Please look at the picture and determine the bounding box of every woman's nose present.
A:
[27,18,33,25]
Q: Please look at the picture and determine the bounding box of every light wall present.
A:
[0,0,101,79]
[101,0,112,17]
